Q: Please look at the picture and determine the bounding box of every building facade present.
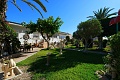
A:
[9,21,72,46]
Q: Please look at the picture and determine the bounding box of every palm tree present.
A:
[87,7,117,19]
[0,0,47,55]
[87,7,117,49]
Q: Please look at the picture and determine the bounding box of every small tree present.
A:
[73,31,81,40]
[77,19,102,51]
[26,16,63,49]
[66,36,70,42]
[87,7,117,49]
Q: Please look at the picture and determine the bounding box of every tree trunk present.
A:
[43,38,50,49]
[84,39,88,52]
[0,0,7,21]
[98,36,103,50]
[46,40,50,49]
[40,33,50,49]
[0,0,9,55]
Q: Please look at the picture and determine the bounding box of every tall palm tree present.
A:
[87,7,117,49]
[0,0,47,55]
[87,7,117,19]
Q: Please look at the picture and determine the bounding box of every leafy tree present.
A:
[87,7,117,49]
[26,16,63,49]
[77,19,102,51]
[73,31,81,40]
[66,36,70,42]
[73,31,82,47]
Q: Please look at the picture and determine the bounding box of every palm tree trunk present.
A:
[0,0,7,21]
[0,0,11,55]
[0,0,7,38]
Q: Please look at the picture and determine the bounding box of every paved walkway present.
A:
[0,47,41,72]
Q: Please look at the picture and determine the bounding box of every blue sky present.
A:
[6,0,120,34]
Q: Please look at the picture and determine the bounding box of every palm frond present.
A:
[87,16,96,19]
[107,13,117,18]
[106,8,115,14]
[22,0,44,18]
[33,0,47,12]
[13,0,16,3]
[10,1,22,11]
[45,0,49,2]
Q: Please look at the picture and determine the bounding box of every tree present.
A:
[66,36,70,42]
[73,31,81,40]
[0,0,47,54]
[26,16,63,49]
[77,19,102,51]
[87,7,117,19]
[87,7,117,49]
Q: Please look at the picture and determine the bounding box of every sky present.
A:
[6,0,120,34]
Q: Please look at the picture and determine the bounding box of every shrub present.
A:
[109,32,120,79]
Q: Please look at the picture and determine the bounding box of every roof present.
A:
[8,21,23,27]
[58,32,71,35]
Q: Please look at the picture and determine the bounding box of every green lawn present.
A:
[17,49,105,80]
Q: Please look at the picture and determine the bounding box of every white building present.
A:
[9,21,72,45]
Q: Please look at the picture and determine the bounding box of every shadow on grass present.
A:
[88,48,110,53]
[28,49,105,73]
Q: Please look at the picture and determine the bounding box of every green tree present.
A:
[87,7,117,19]
[77,19,102,51]
[73,31,81,40]
[66,36,70,42]
[26,16,63,49]
[87,7,117,49]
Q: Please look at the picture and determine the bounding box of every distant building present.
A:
[9,21,72,46]
[53,32,72,40]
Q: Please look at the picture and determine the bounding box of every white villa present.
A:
[9,21,72,46]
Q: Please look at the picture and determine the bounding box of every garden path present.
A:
[0,47,41,72]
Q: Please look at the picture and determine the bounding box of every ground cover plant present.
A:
[17,49,105,80]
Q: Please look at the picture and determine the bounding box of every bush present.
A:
[109,32,120,79]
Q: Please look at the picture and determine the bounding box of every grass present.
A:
[65,43,111,53]
[17,49,105,80]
